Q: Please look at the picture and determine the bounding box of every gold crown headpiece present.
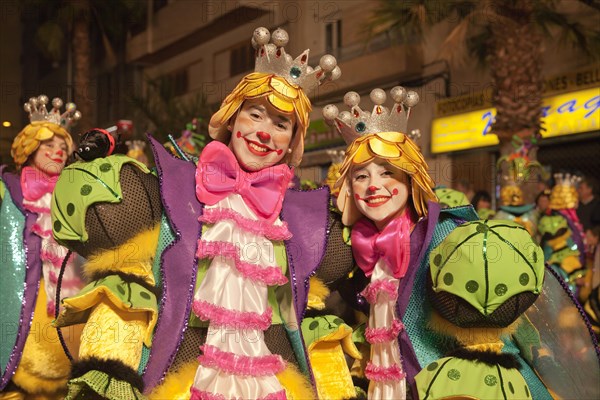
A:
[550,172,581,210]
[322,87,419,144]
[252,27,341,96]
[23,95,81,130]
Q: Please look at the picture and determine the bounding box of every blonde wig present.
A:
[11,121,74,169]
[335,131,437,226]
[208,72,311,167]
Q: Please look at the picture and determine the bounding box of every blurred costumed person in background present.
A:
[0,96,83,399]
[50,26,366,400]
[494,134,545,237]
[538,173,586,294]
[471,190,495,220]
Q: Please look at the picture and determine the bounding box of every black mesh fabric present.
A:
[427,273,539,328]
[264,324,299,367]
[64,164,162,258]
[169,326,208,371]
[315,210,354,289]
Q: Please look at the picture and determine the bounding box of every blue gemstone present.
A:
[355,122,366,132]
[290,66,302,78]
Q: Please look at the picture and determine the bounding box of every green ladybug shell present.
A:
[429,220,544,316]
[416,357,531,399]
[51,155,150,244]
[434,187,470,208]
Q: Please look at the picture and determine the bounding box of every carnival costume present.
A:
[324,89,600,399]
[49,27,362,400]
[0,96,82,399]
[538,173,586,293]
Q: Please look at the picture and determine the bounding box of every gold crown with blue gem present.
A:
[322,87,419,144]
[252,27,341,95]
[23,94,81,130]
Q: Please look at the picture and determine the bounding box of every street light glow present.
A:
[2,121,11,127]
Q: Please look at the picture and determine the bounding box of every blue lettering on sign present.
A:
[477,91,599,137]
[584,95,600,118]
[482,111,495,136]
[557,100,577,114]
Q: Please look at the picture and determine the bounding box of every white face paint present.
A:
[31,136,68,176]
[351,160,410,230]
[228,97,295,172]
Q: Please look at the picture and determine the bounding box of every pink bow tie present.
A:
[20,166,59,202]
[195,141,293,220]
[351,209,415,279]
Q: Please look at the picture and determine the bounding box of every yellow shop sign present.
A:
[431,87,600,154]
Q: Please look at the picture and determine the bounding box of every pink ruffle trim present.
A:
[191,387,286,400]
[46,301,56,316]
[365,362,405,382]
[197,240,288,286]
[41,249,69,268]
[198,344,286,377]
[192,300,272,331]
[361,279,398,304]
[365,319,404,344]
[31,223,52,238]
[200,208,292,241]
[47,269,82,288]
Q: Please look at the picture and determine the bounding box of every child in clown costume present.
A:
[50,27,364,399]
[323,88,600,399]
[0,96,83,399]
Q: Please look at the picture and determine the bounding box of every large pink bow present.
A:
[20,166,59,202]
[195,141,293,220]
[351,209,415,279]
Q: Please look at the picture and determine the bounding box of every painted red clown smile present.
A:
[356,188,399,207]
[238,132,282,156]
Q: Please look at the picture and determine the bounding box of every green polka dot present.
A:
[53,220,62,232]
[66,203,75,216]
[466,280,479,293]
[484,375,497,386]
[520,273,530,286]
[476,223,489,233]
[433,254,442,267]
[508,381,515,394]
[447,369,461,381]
[117,284,126,295]
[99,163,112,172]
[427,362,438,371]
[333,318,343,325]
[532,251,538,263]
[443,273,454,285]
[495,283,508,296]
[80,184,92,196]
[309,320,319,330]
[140,291,151,300]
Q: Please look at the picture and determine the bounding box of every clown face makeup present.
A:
[228,97,295,172]
[351,160,410,230]
[31,136,68,176]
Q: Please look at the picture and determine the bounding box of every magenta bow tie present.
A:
[195,141,293,220]
[351,209,415,279]
[20,166,59,202]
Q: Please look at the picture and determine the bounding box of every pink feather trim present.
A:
[365,319,404,344]
[198,344,286,377]
[361,279,398,304]
[192,300,272,330]
[365,362,405,382]
[200,208,292,241]
[190,387,287,400]
[197,240,288,286]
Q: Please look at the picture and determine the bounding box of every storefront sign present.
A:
[431,87,600,154]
